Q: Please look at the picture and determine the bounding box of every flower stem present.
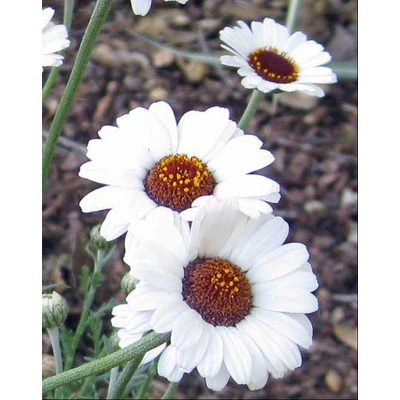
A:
[64,0,75,31]
[64,246,115,371]
[107,356,144,399]
[285,0,302,34]
[135,360,158,399]
[47,327,63,374]
[161,382,179,400]
[42,332,171,394]
[42,0,112,194]
[238,89,266,131]
[106,367,119,399]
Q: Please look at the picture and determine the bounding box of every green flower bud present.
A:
[121,272,139,295]
[90,224,114,250]
[42,291,69,329]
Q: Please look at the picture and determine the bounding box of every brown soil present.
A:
[43,0,358,398]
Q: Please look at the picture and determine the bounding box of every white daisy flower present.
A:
[42,8,70,70]
[130,0,189,16]
[220,18,337,97]
[111,198,318,391]
[79,101,280,241]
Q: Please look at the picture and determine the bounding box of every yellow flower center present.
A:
[182,257,252,326]
[249,47,299,84]
[144,154,216,212]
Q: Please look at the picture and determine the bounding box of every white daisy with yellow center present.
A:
[79,101,280,241]
[42,8,70,70]
[112,199,318,391]
[220,18,337,97]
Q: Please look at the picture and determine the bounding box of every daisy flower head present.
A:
[220,18,337,97]
[130,0,189,16]
[79,101,280,241]
[112,198,319,391]
[42,8,70,70]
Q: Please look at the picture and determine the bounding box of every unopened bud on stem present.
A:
[42,291,69,329]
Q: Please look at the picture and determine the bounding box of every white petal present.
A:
[240,334,269,390]
[149,101,179,153]
[253,289,318,313]
[237,317,287,378]
[188,198,245,260]
[79,160,146,188]
[290,40,325,64]
[111,304,130,318]
[158,345,178,378]
[179,205,200,222]
[129,239,185,279]
[151,300,190,333]
[130,0,152,16]
[125,310,153,334]
[236,198,273,219]
[197,326,224,378]
[205,362,230,391]
[230,216,289,270]
[79,186,137,212]
[125,208,189,266]
[126,107,173,162]
[127,286,181,311]
[176,323,211,372]
[142,343,167,364]
[282,31,307,53]
[42,8,54,28]
[252,263,318,291]
[220,55,250,68]
[251,308,313,349]
[177,107,238,162]
[99,194,157,240]
[214,174,280,198]
[247,243,309,281]
[171,309,204,349]
[247,314,302,370]
[100,207,131,241]
[85,135,151,172]
[207,135,275,181]
[216,326,252,384]
[129,260,182,292]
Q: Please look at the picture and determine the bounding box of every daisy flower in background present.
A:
[130,0,189,16]
[220,18,337,97]
[42,7,70,70]
[111,198,318,391]
[79,101,280,241]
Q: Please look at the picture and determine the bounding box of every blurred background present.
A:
[42,0,357,398]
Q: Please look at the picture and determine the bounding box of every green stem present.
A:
[108,356,144,399]
[42,0,112,194]
[42,332,171,394]
[64,0,75,31]
[285,0,302,34]
[47,327,64,399]
[161,382,179,400]
[106,367,119,398]
[237,90,266,131]
[136,360,158,399]
[64,247,115,371]
[47,327,63,374]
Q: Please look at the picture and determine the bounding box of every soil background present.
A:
[42,0,358,398]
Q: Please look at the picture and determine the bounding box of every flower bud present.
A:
[42,291,69,329]
[121,272,139,295]
[90,224,114,251]
[42,354,56,379]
